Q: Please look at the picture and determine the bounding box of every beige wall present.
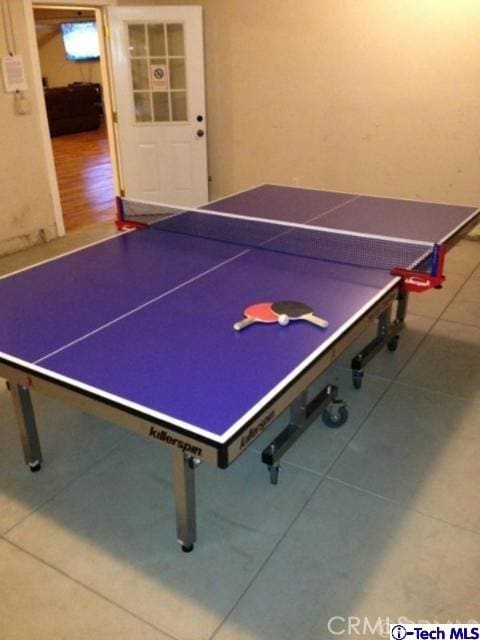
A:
[0,2,58,257]
[120,0,480,206]
[1,1,479,258]
[37,27,101,88]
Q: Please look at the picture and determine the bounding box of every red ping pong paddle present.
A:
[233,302,277,331]
[271,300,329,329]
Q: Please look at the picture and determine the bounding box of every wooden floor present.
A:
[51,123,115,232]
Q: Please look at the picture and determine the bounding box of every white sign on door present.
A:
[150,64,168,90]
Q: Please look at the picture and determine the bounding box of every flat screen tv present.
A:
[61,22,100,62]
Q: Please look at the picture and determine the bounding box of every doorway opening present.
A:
[33,5,115,232]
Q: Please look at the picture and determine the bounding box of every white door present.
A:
[107,6,208,206]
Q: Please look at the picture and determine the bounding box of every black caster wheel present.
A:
[181,544,194,553]
[387,336,399,352]
[268,465,280,485]
[29,461,42,473]
[352,370,363,389]
[322,401,348,429]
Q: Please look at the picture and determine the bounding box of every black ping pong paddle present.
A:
[271,300,329,329]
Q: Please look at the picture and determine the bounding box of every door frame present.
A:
[23,0,120,237]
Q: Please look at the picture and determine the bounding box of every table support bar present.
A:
[261,384,346,484]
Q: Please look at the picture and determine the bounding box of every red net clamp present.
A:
[115,219,147,231]
[115,195,148,231]
[391,244,446,293]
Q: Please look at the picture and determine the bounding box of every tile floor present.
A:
[0,230,479,640]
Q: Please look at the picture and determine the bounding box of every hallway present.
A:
[51,123,115,231]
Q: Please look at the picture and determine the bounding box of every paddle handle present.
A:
[234,316,256,331]
[305,313,329,329]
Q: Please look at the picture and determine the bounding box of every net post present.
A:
[115,195,125,222]
[431,243,446,277]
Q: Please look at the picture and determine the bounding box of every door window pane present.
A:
[148,24,166,57]
[150,58,168,90]
[133,92,152,122]
[153,92,170,121]
[171,91,187,121]
[131,59,149,90]
[128,24,147,57]
[167,24,184,56]
[169,59,185,90]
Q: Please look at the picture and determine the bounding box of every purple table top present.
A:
[0,185,477,443]
[208,185,476,243]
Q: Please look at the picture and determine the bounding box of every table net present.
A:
[118,197,434,273]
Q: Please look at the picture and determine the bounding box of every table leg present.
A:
[172,448,198,552]
[351,306,393,388]
[8,382,42,472]
[396,289,409,325]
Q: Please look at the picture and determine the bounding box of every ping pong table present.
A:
[0,184,478,551]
